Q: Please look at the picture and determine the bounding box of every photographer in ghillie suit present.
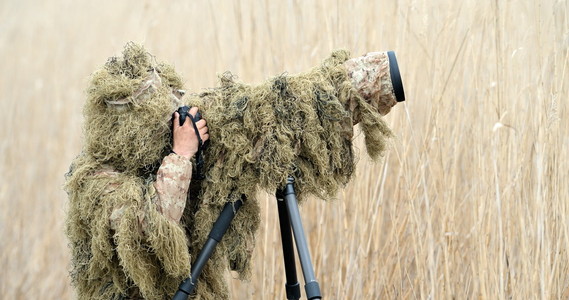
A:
[65,43,402,299]
[65,44,209,299]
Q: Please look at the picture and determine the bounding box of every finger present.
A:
[201,132,210,142]
[173,112,181,128]
[189,107,199,119]
[199,127,208,137]
[196,119,207,129]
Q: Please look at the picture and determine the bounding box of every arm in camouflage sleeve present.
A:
[109,152,192,232]
[109,106,206,231]
[152,152,193,224]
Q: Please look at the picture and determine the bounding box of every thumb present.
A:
[189,107,199,119]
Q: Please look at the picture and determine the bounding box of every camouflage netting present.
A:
[65,43,393,299]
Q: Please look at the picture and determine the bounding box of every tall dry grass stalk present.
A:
[0,0,567,299]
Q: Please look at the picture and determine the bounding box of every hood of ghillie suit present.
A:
[84,43,184,173]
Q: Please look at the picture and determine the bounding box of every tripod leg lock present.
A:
[172,277,193,300]
[285,282,301,300]
[305,281,322,300]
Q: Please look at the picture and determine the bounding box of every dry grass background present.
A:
[0,0,568,299]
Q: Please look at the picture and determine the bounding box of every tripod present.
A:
[173,177,322,300]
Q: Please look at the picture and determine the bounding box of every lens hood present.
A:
[387,51,405,102]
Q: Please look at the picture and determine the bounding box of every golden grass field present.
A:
[1,0,568,298]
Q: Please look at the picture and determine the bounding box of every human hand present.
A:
[172,107,209,158]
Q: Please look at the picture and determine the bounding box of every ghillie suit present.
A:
[65,43,397,299]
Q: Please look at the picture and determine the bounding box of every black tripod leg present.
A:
[277,196,301,300]
[173,199,243,300]
[282,177,322,300]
